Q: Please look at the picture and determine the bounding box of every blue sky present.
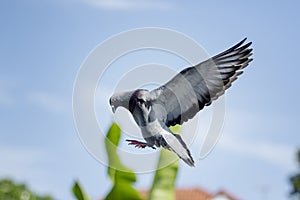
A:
[0,0,300,199]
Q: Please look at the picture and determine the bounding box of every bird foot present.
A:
[126,139,156,149]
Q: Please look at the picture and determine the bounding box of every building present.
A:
[141,188,240,200]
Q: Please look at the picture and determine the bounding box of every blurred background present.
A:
[0,0,300,199]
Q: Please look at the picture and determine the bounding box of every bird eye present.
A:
[137,98,145,104]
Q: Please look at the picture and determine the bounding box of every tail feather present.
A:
[160,130,195,167]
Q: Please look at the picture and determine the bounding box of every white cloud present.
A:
[27,91,69,114]
[218,135,296,171]
[0,145,63,198]
[85,0,173,11]
[208,108,299,171]
[0,146,43,177]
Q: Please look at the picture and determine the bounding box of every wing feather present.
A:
[150,38,253,126]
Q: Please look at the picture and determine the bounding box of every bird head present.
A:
[109,91,135,113]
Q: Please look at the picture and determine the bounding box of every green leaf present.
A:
[105,179,142,200]
[72,181,89,200]
[105,123,136,182]
[104,123,143,200]
[0,179,53,200]
[147,125,180,200]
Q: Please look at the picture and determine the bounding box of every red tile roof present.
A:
[213,189,240,200]
[175,188,213,200]
[140,188,240,200]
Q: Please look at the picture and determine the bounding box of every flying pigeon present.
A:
[109,38,253,167]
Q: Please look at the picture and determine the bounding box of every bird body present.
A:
[127,89,195,166]
[109,38,253,166]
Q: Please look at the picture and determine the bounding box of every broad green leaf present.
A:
[105,123,136,182]
[104,123,143,200]
[105,179,142,200]
[147,125,180,200]
[72,181,89,200]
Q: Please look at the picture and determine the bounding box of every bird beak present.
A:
[111,105,116,113]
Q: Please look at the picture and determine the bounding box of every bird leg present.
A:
[126,139,156,149]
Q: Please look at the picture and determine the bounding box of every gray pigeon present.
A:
[109,38,253,167]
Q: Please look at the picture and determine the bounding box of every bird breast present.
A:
[140,119,164,136]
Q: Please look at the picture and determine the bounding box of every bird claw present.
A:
[126,139,156,149]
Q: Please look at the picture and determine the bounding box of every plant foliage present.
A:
[72,181,89,200]
[290,150,300,200]
[0,179,53,200]
[104,123,143,200]
[72,123,181,200]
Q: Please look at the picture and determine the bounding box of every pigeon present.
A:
[109,38,253,167]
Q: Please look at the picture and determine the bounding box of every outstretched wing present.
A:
[150,38,253,127]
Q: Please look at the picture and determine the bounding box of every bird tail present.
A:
[160,130,195,167]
